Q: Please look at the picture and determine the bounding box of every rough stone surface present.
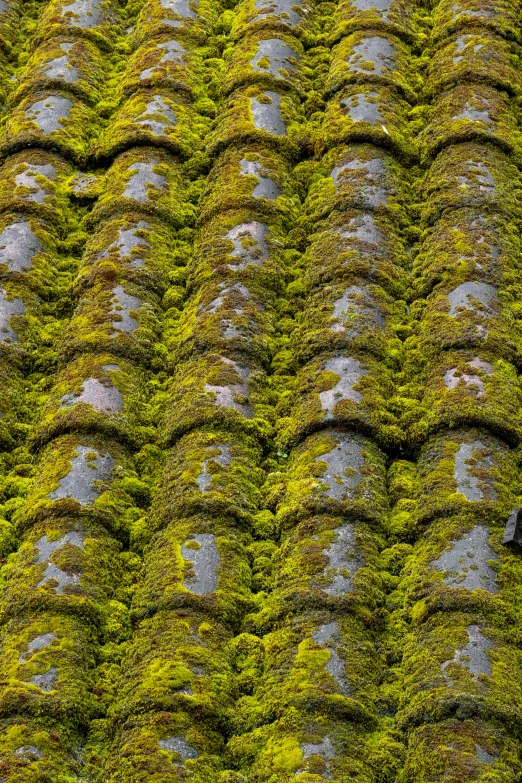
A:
[196,444,231,491]
[49,446,114,504]
[312,621,349,694]
[253,0,301,26]
[332,157,388,206]
[476,745,496,764]
[204,358,253,418]
[29,665,58,691]
[331,286,385,332]
[19,633,57,662]
[250,39,298,77]
[455,99,491,124]
[453,35,483,64]
[250,92,286,135]
[13,746,42,762]
[444,358,492,397]
[140,40,186,80]
[33,532,85,594]
[99,223,149,268]
[62,0,102,28]
[135,95,177,135]
[203,282,251,315]
[239,158,281,198]
[225,221,269,268]
[160,0,196,16]
[323,522,361,595]
[453,440,495,501]
[346,37,396,75]
[341,91,383,124]
[319,355,367,413]
[15,164,56,203]
[314,434,364,500]
[441,624,493,679]
[181,533,221,594]
[299,736,335,779]
[60,375,123,413]
[109,285,141,334]
[123,162,167,202]
[447,282,497,317]
[24,95,72,135]
[431,525,499,593]
[33,531,86,563]
[44,45,79,83]
[0,221,41,271]
[0,289,25,343]
[158,736,199,761]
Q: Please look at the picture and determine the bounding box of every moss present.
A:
[104,609,238,726]
[36,0,121,50]
[11,38,106,107]
[129,514,254,625]
[267,429,388,526]
[198,143,299,224]
[14,435,140,536]
[221,32,307,97]
[89,147,192,227]
[0,517,127,623]
[302,142,413,225]
[290,278,400,363]
[275,351,400,449]
[99,709,225,782]
[325,30,420,101]
[395,611,522,732]
[0,718,86,781]
[418,142,522,224]
[230,0,318,44]
[159,353,273,446]
[399,718,522,782]
[424,32,521,99]
[59,276,162,367]
[0,90,93,166]
[413,428,519,525]
[318,84,417,162]
[403,349,522,449]
[0,612,99,727]
[77,213,178,297]
[0,150,75,230]
[131,0,218,48]
[93,89,209,162]
[206,85,308,160]
[31,353,153,450]
[418,85,521,162]
[329,0,421,44]
[430,0,520,45]
[151,429,264,527]
[228,714,379,781]
[118,36,205,100]
[251,513,384,627]
[411,209,520,297]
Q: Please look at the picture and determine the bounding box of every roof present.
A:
[0,0,519,779]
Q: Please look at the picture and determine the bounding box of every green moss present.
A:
[206,85,307,160]
[129,514,254,626]
[329,0,420,44]
[0,90,93,166]
[418,86,522,162]
[221,32,307,97]
[325,30,420,101]
[424,32,521,99]
[93,90,209,162]
[318,84,417,162]
[11,38,106,107]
